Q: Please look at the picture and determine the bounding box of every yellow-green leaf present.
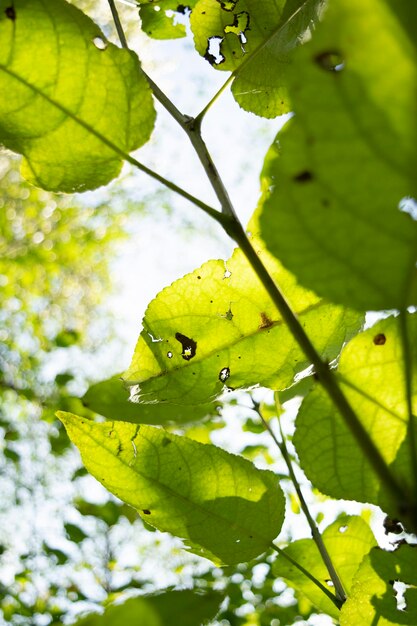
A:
[82,375,220,425]
[0,0,156,192]
[340,544,417,626]
[274,515,377,618]
[190,0,324,117]
[123,234,362,404]
[58,411,285,565]
[294,314,417,517]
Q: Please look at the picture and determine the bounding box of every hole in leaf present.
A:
[393,581,409,611]
[93,36,107,50]
[338,525,348,533]
[167,351,173,358]
[325,580,334,587]
[143,509,151,515]
[294,170,314,183]
[223,267,232,279]
[218,0,237,10]
[219,367,230,383]
[224,11,250,48]
[399,197,417,220]
[373,333,386,345]
[205,36,225,65]
[5,6,15,20]
[175,332,197,360]
[315,51,344,71]
[383,516,403,535]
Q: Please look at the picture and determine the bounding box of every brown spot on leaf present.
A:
[294,170,313,183]
[373,333,386,345]
[259,312,273,330]
[142,509,151,515]
[5,6,15,20]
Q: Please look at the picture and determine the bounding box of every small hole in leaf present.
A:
[315,51,344,71]
[223,268,232,279]
[373,333,386,345]
[325,580,334,587]
[205,36,225,65]
[219,367,230,383]
[399,197,417,220]
[236,539,241,543]
[393,581,409,611]
[153,4,161,10]
[143,509,151,515]
[93,36,107,50]
[167,351,173,358]
[339,525,348,533]
[175,332,197,360]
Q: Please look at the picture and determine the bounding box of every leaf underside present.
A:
[0,0,155,192]
[59,412,286,565]
[259,0,417,310]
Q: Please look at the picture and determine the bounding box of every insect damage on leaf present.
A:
[205,36,225,65]
[219,367,230,383]
[175,332,197,360]
[259,312,273,330]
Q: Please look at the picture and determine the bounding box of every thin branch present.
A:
[252,396,346,604]
[108,0,129,48]
[195,74,234,124]
[270,543,343,609]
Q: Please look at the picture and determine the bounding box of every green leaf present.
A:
[64,522,88,544]
[74,590,223,626]
[123,235,362,404]
[139,2,196,40]
[0,0,156,192]
[58,411,285,565]
[190,0,324,117]
[82,375,220,425]
[294,314,417,517]
[340,544,417,626]
[273,515,377,618]
[260,0,417,310]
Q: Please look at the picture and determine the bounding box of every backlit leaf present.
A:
[0,0,156,192]
[123,233,362,404]
[294,314,417,518]
[82,375,220,425]
[260,0,417,309]
[190,0,324,117]
[273,515,376,618]
[74,590,223,626]
[59,412,285,565]
[340,544,417,626]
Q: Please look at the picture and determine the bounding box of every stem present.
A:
[195,74,234,124]
[108,0,128,48]
[270,543,342,609]
[252,397,346,604]
[399,310,417,522]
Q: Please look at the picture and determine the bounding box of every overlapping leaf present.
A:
[190,0,324,117]
[340,544,417,626]
[82,375,220,425]
[139,1,198,39]
[294,314,417,518]
[0,0,155,192]
[59,412,285,565]
[74,590,223,626]
[260,0,417,310]
[274,515,376,618]
[122,229,362,404]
